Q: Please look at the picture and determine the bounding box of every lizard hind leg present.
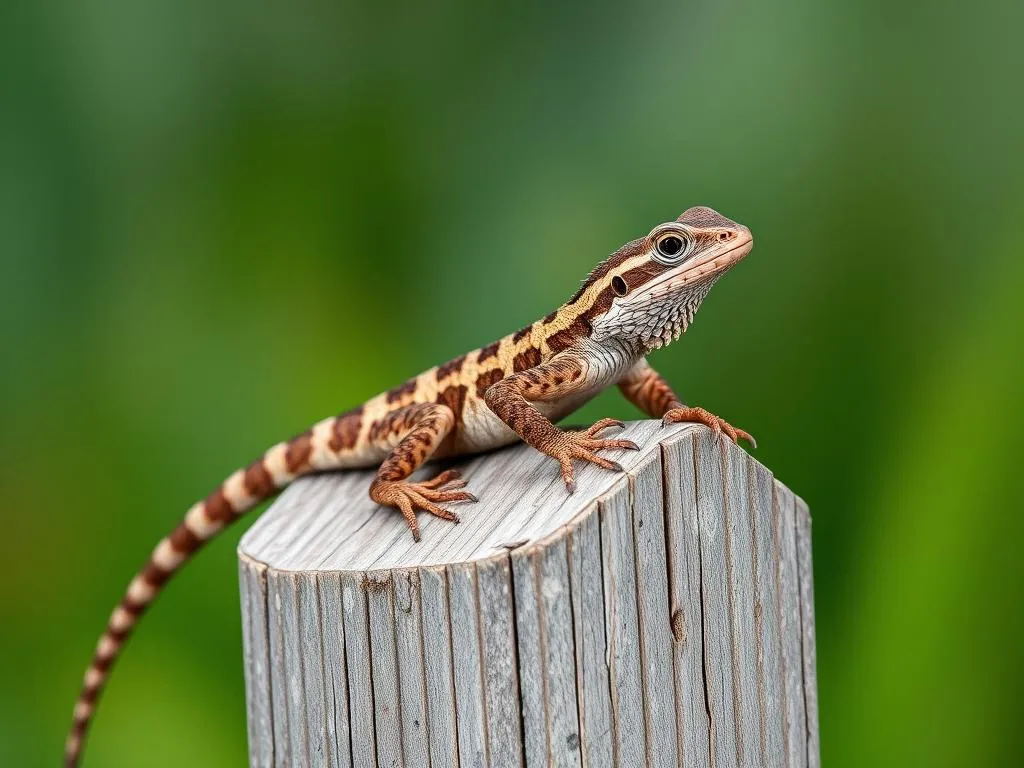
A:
[367,403,478,541]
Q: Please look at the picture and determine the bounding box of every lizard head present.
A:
[583,206,753,350]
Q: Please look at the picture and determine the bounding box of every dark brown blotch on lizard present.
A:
[512,325,533,343]
[545,316,590,354]
[386,378,418,404]
[477,340,501,363]
[243,460,275,498]
[119,598,146,622]
[203,488,234,524]
[513,346,542,373]
[329,407,363,452]
[141,561,171,588]
[169,523,201,555]
[475,368,505,398]
[436,384,468,424]
[436,355,466,380]
[285,432,313,474]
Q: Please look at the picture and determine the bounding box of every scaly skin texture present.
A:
[65,205,755,766]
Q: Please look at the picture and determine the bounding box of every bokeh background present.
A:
[2,1,1023,766]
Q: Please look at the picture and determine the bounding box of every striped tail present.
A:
[64,409,363,767]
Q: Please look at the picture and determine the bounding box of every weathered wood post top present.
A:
[238,420,820,768]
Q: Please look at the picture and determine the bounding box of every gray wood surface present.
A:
[237,421,819,767]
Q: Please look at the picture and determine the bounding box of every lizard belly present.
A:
[454,396,521,454]
[451,385,604,456]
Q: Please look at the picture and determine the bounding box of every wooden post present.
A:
[237,421,820,768]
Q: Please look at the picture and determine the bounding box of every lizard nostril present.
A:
[719,231,732,242]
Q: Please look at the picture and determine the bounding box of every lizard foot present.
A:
[370,470,478,542]
[663,406,756,448]
[554,419,640,494]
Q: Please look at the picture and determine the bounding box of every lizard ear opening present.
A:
[612,275,628,296]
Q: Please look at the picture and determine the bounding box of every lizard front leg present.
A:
[483,356,640,492]
[618,359,755,447]
[367,403,477,540]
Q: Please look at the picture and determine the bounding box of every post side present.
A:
[237,422,820,767]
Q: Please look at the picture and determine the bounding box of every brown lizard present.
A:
[65,205,755,766]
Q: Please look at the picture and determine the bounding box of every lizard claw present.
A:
[579,418,626,438]
[663,406,756,448]
[416,468,464,489]
[552,419,637,492]
[370,470,477,541]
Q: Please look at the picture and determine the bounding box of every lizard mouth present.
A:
[596,230,753,349]
[589,228,753,348]
[623,229,754,307]
[665,231,753,288]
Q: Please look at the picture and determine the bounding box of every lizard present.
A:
[64,205,755,766]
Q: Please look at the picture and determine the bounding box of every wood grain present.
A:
[237,421,819,767]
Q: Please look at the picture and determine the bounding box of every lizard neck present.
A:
[538,287,660,361]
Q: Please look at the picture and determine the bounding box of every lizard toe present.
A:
[581,418,626,438]
[550,421,637,492]
[370,470,478,541]
[664,406,755,448]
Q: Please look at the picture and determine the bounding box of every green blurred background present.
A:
[2,1,1023,766]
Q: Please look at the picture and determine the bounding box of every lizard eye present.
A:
[654,233,689,262]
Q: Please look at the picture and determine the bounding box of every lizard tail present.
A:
[64,410,365,767]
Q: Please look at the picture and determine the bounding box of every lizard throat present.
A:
[591,276,720,351]
[643,280,716,350]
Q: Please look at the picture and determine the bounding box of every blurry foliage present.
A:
[1,1,1023,766]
